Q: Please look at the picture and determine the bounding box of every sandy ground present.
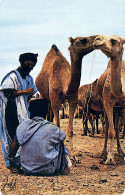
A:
[0,118,125,195]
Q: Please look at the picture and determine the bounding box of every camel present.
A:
[60,100,69,119]
[74,105,83,119]
[35,36,98,148]
[78,79,104,136]
[93,35,125,164]
[113,102,125,139]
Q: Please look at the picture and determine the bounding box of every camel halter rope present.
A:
[82,50,96,126]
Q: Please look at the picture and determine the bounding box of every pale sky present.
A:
[0,0,125,86]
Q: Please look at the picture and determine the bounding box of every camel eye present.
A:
[95,37,101,41]
[80,38,87,44]
[111,39,116,46]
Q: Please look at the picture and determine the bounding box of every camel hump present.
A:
[52,44,59,53]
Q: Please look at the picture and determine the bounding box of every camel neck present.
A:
[67,53,82,95]
[110,57,123,97]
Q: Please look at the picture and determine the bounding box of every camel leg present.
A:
[67,110,74,158]
[105,138,116,164]
[67,95,78,159]
[115,114,124,156]
[61,106,65,119]
[122,123,125,138]
[50,108,54,122]
[88,113,95,136]
[67,95,77,138]
[103,100,116,164]
[100,111,108,159]
[101,130,108,160]
[40,93,54,122]
[52,108,60,127]
[47,102,54,122]
[96,114,100,134]
[82,108,89,135]
[82,114,88,136]
[67,103,75,138]
[101,113,105,133]
[84,119,88,135]
[122,105,125,138]
[50,94,61,127]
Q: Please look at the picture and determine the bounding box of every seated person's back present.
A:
[16,99,72,176]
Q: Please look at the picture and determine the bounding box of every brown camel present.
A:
[78,79,104,135]
[35,35,98,144]
[94,35,125,164]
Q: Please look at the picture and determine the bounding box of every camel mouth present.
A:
[93,37,105,49]
[101,49,113,57]
[94,43,104,49]
[93,42,113,56]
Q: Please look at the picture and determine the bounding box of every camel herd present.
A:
[35,35,125,165]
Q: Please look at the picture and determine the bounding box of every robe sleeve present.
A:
[1,73,18,90]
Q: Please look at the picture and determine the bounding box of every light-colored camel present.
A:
[35,36,97,143]
[78,79,104,135]
[94,35,125,164]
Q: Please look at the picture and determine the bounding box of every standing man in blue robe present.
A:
[0,52,38,170]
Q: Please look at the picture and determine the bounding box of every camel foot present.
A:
[118,149,125,157]
[66,134,73,142]
[75,153,82,164]
[70,153,82,166]
[87,129,91,133]
[81,133,87,136]
[94,152,102,158]
[70,155,77,167]
[94,152,106,159]
[66,136,70,142]
[121,135,125,139]
[105,152,116,165]
[89,134,94,137]
[67,131,73,138]
[105,159,116,165]
[97,150,107,162]
[98,151,107,164]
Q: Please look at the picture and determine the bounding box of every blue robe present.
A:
[16,117,69,175]
[0,70,37,169]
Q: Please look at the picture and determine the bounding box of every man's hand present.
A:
[25,87,34,94]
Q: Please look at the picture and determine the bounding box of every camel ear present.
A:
[122,38,125,44]
[69,37,74,44]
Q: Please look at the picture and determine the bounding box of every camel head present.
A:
[94,35,125,59]
[68,35,98,56]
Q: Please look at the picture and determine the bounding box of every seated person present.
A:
[16,98,72,176]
